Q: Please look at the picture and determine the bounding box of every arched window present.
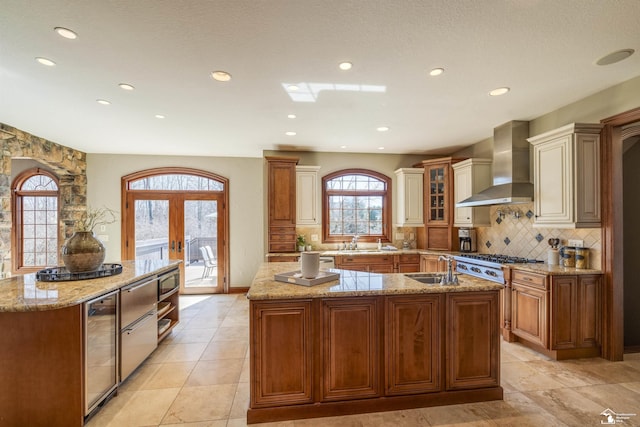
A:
[12,169,59,271]
[322,169,391,243]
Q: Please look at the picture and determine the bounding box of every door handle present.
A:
[171,240,175,251]
[178,241,182,253]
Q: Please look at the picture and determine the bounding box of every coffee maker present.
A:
[458,228,477,253]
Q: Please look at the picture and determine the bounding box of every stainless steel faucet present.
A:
[438,255,459,285]
[351,235,359,250]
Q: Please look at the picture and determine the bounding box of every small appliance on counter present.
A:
[458,228,477,253]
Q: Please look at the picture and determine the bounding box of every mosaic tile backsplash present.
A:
[475,203,602,269]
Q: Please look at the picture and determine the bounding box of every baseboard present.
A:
[228,287,249,294]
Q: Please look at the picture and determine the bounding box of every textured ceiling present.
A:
[1,0,639,158]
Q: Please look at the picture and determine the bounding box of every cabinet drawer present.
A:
[121,276,158,327]
[269,233,296,242]
[512,270,547,290]
[342,255,393,265]
[121,311,158,381]
[270,242,296,253]
[270,226,296,235]
[399,254,420,263]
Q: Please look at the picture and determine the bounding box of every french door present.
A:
[121,169,228,294]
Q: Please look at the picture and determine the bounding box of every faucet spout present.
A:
[438,255,458,285]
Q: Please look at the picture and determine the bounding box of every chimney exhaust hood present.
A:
[456,120,533,207]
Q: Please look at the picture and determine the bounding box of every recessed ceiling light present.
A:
[96,99,111,105]
[339,62,353,71]
[54,27,77,39]
[340,145,348,149]
[596,49,635,66]
[211,71,232,82]
[155,114,165,119]
[489,87,510,96]
[119,83,135,91]
[285,131,296,136]
[429,68,444,76]
[35,57,56,66]
[287,84,299,91]
[376,126,390,132]
[287,114,296,119]
[378,146,385,150]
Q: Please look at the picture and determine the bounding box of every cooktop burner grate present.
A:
[457,254,543,264]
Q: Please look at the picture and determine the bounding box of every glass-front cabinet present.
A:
[426,164,447,223]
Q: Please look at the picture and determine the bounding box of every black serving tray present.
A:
[36,263,123,282]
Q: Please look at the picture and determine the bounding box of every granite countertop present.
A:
[508,263,602,275]
[0,259,181,312]
[247,262,503,300]
[267,249,449,257]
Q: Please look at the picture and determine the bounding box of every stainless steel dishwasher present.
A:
[120,275,158,381]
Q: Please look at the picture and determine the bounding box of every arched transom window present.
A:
[322,169,391,243]
[12,169,59,271]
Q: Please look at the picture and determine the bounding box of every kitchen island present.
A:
[247,262,504,424]
[0,259,181,427]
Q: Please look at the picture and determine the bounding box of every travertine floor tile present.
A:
[200,339,248,360]
[420,402,496,426]
[142,361,197,390]
[161,383,236,423]
[185,358,244,386]
[88,388,181,427]
[501,361,566,391]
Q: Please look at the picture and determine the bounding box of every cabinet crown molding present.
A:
[528,123,604,144]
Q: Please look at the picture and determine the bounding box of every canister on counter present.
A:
[560,246,576,267]
[575,247,589,269]
[548,249,559,265]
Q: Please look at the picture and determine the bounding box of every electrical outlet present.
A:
[97,234,109,242]
[311,234,318,242]
[568,239,584,247]
[100,225,106,232]
[395,232,404,240]
[409,233,415,240]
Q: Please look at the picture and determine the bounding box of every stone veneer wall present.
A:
[0,123,88,273]
[475,202,602,269]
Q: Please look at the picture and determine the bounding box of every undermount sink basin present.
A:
[404,273,443,284]
[338,249,383,253]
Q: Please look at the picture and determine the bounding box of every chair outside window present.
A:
[199,246,216,279]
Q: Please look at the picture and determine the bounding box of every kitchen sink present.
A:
[404,273,443,284]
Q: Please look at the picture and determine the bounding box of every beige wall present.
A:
[86,154,263,287]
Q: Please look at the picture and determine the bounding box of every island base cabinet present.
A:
[0,305,84,427]
[249,292,502,424]
[322,298,381,401]
[250,300,313,408]
[385,295,442,395]
[446,292,500,390]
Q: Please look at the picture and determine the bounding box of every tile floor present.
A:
[87,294,640,427]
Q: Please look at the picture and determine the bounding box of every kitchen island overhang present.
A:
[247,263,504,424]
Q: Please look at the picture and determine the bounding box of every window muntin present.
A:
[128,174,224,191]
[13,171,59,269]
[323,170,390,243]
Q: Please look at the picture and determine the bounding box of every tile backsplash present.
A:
[475,203,602,269]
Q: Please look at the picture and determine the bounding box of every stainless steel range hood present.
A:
[456,120,533,207]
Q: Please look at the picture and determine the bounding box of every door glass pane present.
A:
[184,200,218,290]
[134,200,169,260]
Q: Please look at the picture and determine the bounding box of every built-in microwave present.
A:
[158,268,179,298]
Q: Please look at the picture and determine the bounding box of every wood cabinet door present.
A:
[425,164,449,225]
[550,276,578,350]
[385,295,441,395]
[322,297,381,401]
[578,275,602,347]
[251,300,313,407]
[533,136,573,225]
[446,292,500,390]
[268,160,297,225]
[512,283,548,348]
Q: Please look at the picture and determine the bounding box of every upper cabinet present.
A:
[528,123,603,228]
[296,166,321,225]
[394,168,424,227]
[452,158,492,227]
[416,158,462,251]
[266,156,299,252]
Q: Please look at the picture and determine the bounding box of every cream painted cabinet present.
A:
[394,168,424,227]
[528,123,603,228]
[296,166,320,225]
[452,158,492,227]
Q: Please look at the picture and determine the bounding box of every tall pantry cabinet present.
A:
[266,156,299,252]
